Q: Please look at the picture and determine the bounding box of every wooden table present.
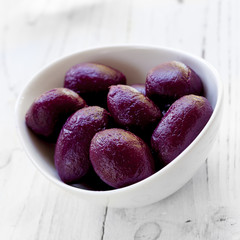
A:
[1,0,240,239]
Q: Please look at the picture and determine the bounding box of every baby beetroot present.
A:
[107,85,162,136]
[25,88,86,141]
[54,106,111,183]
[90,128,155,188]
[64,62,126,106]
[146,61,203,107]
[151,94,213,165]
[25,59,214,190]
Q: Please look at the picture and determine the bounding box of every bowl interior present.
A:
[16,45,221,193]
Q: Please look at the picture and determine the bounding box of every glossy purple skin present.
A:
[90,128,155,188]
[151,94,213,165]
[54,106,111,183]
[25,88,86,141]
[64,62,126,94]
[131,84,146,95]
[146,61,203,106]
[107,85,162,133]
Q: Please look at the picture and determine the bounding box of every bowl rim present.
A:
[15,44,223,198]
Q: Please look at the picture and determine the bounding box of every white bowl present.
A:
[16,45,223,208]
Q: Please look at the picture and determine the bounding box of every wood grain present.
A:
[1,0,240,239]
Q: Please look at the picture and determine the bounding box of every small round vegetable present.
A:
[151,94,213,165]
[54,106,111,183]
[146,61,203,106]
[64,62,126,106]
[90,128,155,188]
[107,85,162,134]
[131,84,146,95]
[25,88,86,141]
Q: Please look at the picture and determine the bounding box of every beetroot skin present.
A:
[130,84,146,95]
[151,94,213,165]
[146,61,203,107]
[54,106,111,183]
[107,85,162,135]
[64,62,126,106]
[90,128,155,188]
[25,88,86,141]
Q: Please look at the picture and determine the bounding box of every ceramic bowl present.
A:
[16,45,223,208]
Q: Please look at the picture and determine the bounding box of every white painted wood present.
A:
[1,0,240,239]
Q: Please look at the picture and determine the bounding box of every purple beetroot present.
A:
[151,94,213,165]
[25,88,86,141]
[107,85,162,136]
[90,128,155,188]
[146,61,203,107]
[64,62,126,107]
[54,106,111,183]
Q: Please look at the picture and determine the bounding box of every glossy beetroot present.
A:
[107,85,162,135]
[25,88,86,141]
[25,59,214,190]
[54,106,111,183]
[146,61,203,107]
[64,62,126,106]
[90,128,155,188]
[151,94,213,165]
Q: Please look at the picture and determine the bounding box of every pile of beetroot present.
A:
[25,61,213,189]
